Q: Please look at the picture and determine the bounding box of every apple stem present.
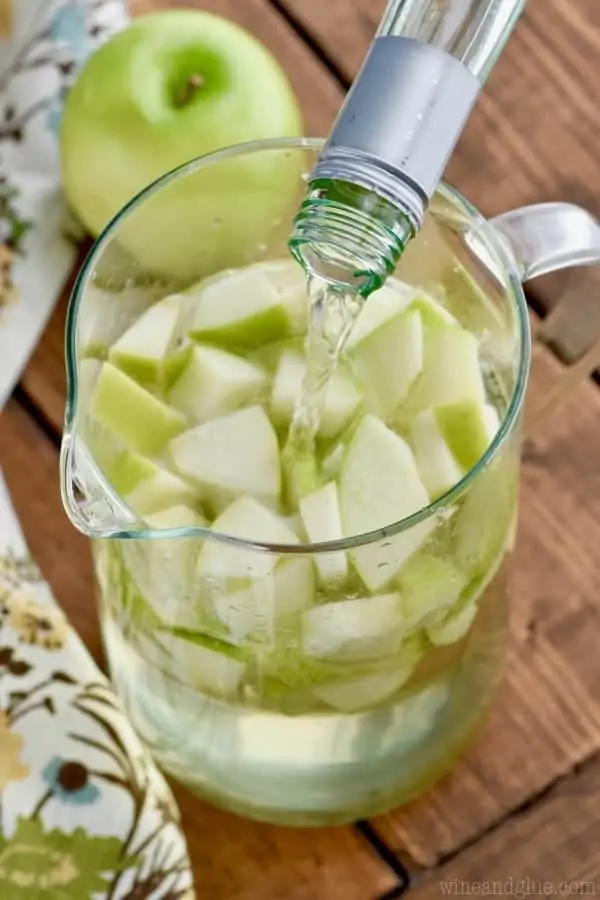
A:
[174,73,205,108]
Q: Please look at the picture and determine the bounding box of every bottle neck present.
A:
[289,37,479,295]
[289,179,415,297]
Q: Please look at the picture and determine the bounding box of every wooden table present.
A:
[3,1,600,896]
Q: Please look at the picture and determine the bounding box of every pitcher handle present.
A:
[491,203,600,434]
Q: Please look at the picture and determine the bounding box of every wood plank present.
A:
[0,403,398,899]
[374,343,600,869]
[0,401,100,662]
[18,252,86,437]
[277,0,600,356]
[278,0,600,216]
[10,0,600,879]
[407,752,600,893]
[171,788,398,900]
[11,328,600,879]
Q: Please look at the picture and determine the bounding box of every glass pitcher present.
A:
[60,138,600,827]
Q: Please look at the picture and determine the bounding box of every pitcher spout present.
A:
[60,431,137,538]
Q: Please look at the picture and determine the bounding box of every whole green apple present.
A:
[60,10,304,280]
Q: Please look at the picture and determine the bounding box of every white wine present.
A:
[85,258,518,825]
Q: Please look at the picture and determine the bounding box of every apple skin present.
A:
[60,11,304,280]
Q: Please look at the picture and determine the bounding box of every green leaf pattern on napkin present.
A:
[0,473,194,899]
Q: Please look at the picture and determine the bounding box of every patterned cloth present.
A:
[0,469,195,899]
[0,0,128,407]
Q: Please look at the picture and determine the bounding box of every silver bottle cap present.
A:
[311,37,480,228]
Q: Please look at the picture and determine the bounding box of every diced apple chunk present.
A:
[169,406,280,508]
[271,556,315,616]
[321,442,345,481]
[406,325,486,415]
[314,639,424,712]
[108,295,190,389]
[339,415,434,592]
[104,450,198,515]
[302,593,403,660]
[434,399,500,470]
[144,504,207,530]
[410,293,458,330]
[271,350,362,439]
[211,556,314,642]
[455,450,518,579]
[121,504,206,628]
[155,632,245,696]
[188,267,291,348]
[352,308,423,418]
[168,344,267,423]
[397,553,468,631]
[300,482,347,585]
[426,598,479,646]
[198,496,298,582]
[92,363,187,456]
[261,259,308,333]
[126,470,198,517]
[78,283,162,358]
[411,409,464,499]
[314,670,404,712]
[344,280,414,350]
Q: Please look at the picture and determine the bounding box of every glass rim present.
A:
[63,136,531,555]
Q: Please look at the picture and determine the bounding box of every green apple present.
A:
[434,398,499,470]
[78,283,162,359]
[92,362,187,456]
[299,482,348,586]
[103,449,199,515]
[169,406,281,509]
[396,553,468,632]
[344,280,415,350]
[152,631,245,697]
[60,10,303,279]
[426,597,479,646]
[410,408,464,499]
[168,342,268,423]
[211,556,315,642]
[314,638,424,712]
[186,266,291,348]
[339,415,435,592]
[108,295,191,390]
[404,324,486,417]
[302,593,403,661]
[351,307,424,419]
[198,495,298,581]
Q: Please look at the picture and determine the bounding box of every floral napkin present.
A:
[0,0,128,408]
[0,468,195,899]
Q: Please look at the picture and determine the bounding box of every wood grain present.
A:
[18,250,87,437]
[374,344,600,868]
[407,751,600,892]
[0,406,398,899]
[170,788,398,900]
[0,402,100,662]
[0,0,12,39]
[277,0,600,216]
[277,0,600,358]
[7,0,600,889]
